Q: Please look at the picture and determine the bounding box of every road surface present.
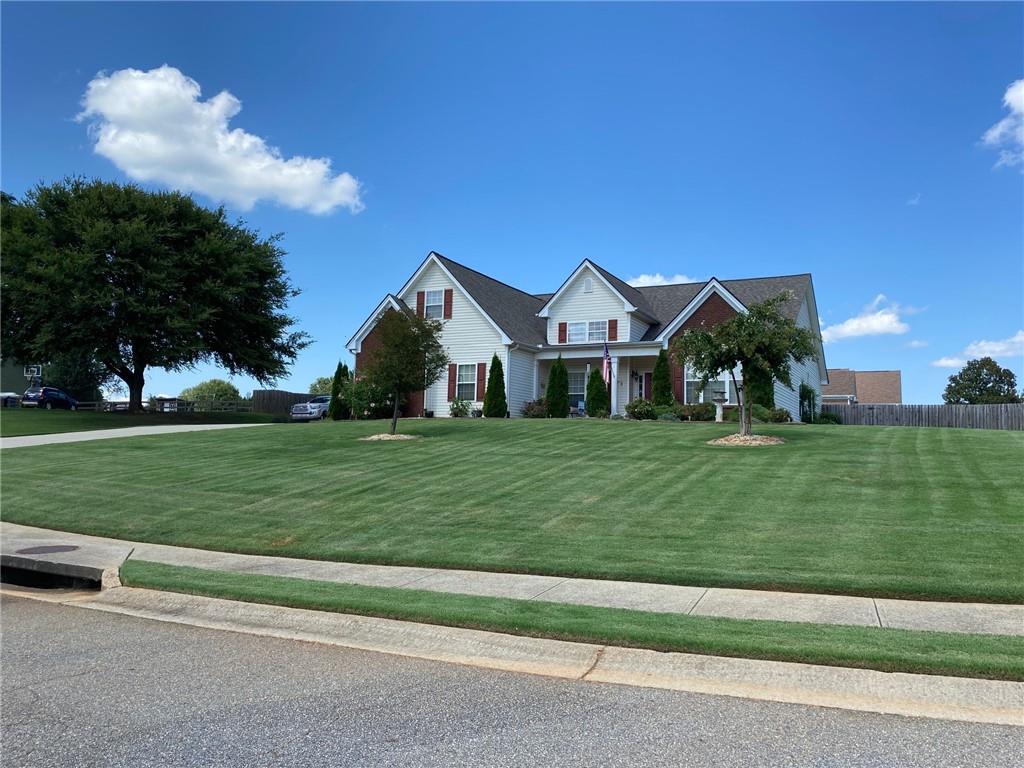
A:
[1,595,1019,767]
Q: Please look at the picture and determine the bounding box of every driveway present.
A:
[3,596,1019,768]
[0,422,272,449]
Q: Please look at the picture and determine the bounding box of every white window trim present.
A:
[588,320,608,342]
[456,363,477,401]
[424,289,444,319]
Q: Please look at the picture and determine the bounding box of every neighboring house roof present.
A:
[854,370,902,404]
[822,368,902,404]
[636,274,812,340]
[822,368,858,399]
[433,254,548,346]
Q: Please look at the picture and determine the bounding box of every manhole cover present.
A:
[15,545,80,555]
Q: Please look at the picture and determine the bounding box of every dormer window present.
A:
[583,277,594,294]
[424,289,444,319]
[567,322,587,343]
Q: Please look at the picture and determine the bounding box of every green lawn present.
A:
[0,408,276,437]
[3,419,1021,602]
[122,560,1024,681]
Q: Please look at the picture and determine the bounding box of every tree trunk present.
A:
[128,370,146,414]
[389,393,400,435]
[731,371,750,437]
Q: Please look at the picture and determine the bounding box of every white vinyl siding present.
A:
[546,266,628,345]
[506,347,536,418]
[628,314,650,341]
[774,295,821,421]
[400,261,504,416]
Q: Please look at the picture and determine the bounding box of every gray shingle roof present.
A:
[434,254,548,346]
[636,275,811,340]
[427,253,812,348]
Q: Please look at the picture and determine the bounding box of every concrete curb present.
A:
[12,586,1019,727]
[0,421,273,450]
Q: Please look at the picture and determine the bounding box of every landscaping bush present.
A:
[654,403,686,420]
[658,412,680,422]
[585,369,610,416]
[724,405,740,422]
[799,382,818,423]
[751,404,772,423]
[449,396,470,417]
[624,398,656,420]
[651,350,674,406]
[521,398,547,418]
[681,403,715,421]
[545,357,570,418]
[590,408,609,419]
[349,379,394,419]
[815,411,842,424]
[768,407,791,423]
[483,354,508,417]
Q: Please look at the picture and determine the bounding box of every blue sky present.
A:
[2,2,1021,403]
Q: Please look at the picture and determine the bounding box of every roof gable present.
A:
[537,259,657,321]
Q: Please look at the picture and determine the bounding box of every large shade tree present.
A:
[671,292,818,436]
[2,180,309,412]
[942,357,1021,404]
[361,308,448,435]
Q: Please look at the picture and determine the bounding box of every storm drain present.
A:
[2,545,101,590]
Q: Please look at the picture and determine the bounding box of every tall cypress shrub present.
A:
[545,356,570,418]
[327,361,352,420]
[483,353,508,417]
[585,369,610,416]
[651,349,673,406]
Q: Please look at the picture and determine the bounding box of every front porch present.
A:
[533,345,741,415]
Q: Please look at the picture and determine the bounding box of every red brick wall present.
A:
[354,319,423,417]
[667,292,739,403]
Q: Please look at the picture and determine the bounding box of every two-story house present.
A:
[346,252,828,419]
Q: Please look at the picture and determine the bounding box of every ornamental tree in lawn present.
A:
[361,309,448,435]
[670,292,818,437]
[651,349,673,406]
[327,362,352,421]
[1,180,309,412]
[585,369,610,416]
[545,356,570,418]
[942,357,1022,404]
[483,353,508,417]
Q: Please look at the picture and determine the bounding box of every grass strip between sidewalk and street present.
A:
[120,560,1024,682]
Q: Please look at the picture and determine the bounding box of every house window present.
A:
[685,378,730,403]
[568,371,586,409]
[424,289,444,319]
[588,320,608,342]
[567,322,587,343]
[457,364,476,401]
[583,277,594,293]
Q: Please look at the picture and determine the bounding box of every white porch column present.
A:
[533,359,540,399]
[610,356,620,414]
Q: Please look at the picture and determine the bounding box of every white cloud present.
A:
[964,329,1024,359]
[981,79,1024,170]
[931,330,1024,369]
[627,273,699,287]
[906,339,929,349]
[906,192,921,206]
[78,65,363,214]
[820,294,913,343]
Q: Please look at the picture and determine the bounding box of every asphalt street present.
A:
[1,595,1020,767]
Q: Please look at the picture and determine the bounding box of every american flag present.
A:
[602,342,612,384]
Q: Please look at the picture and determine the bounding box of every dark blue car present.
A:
[22,387,78,410]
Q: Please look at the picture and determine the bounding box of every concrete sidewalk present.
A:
[0,421,272,450]
[2,521,1022,636]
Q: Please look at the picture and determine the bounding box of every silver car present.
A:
[291,395,331,422]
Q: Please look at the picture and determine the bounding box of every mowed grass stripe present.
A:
[121,560,1024,681]
[4,419,1022,602]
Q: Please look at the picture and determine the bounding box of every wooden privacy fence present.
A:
[821,403,1024,431]
[251,389,315,414]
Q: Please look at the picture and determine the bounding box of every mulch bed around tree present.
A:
[707,434,785,447]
